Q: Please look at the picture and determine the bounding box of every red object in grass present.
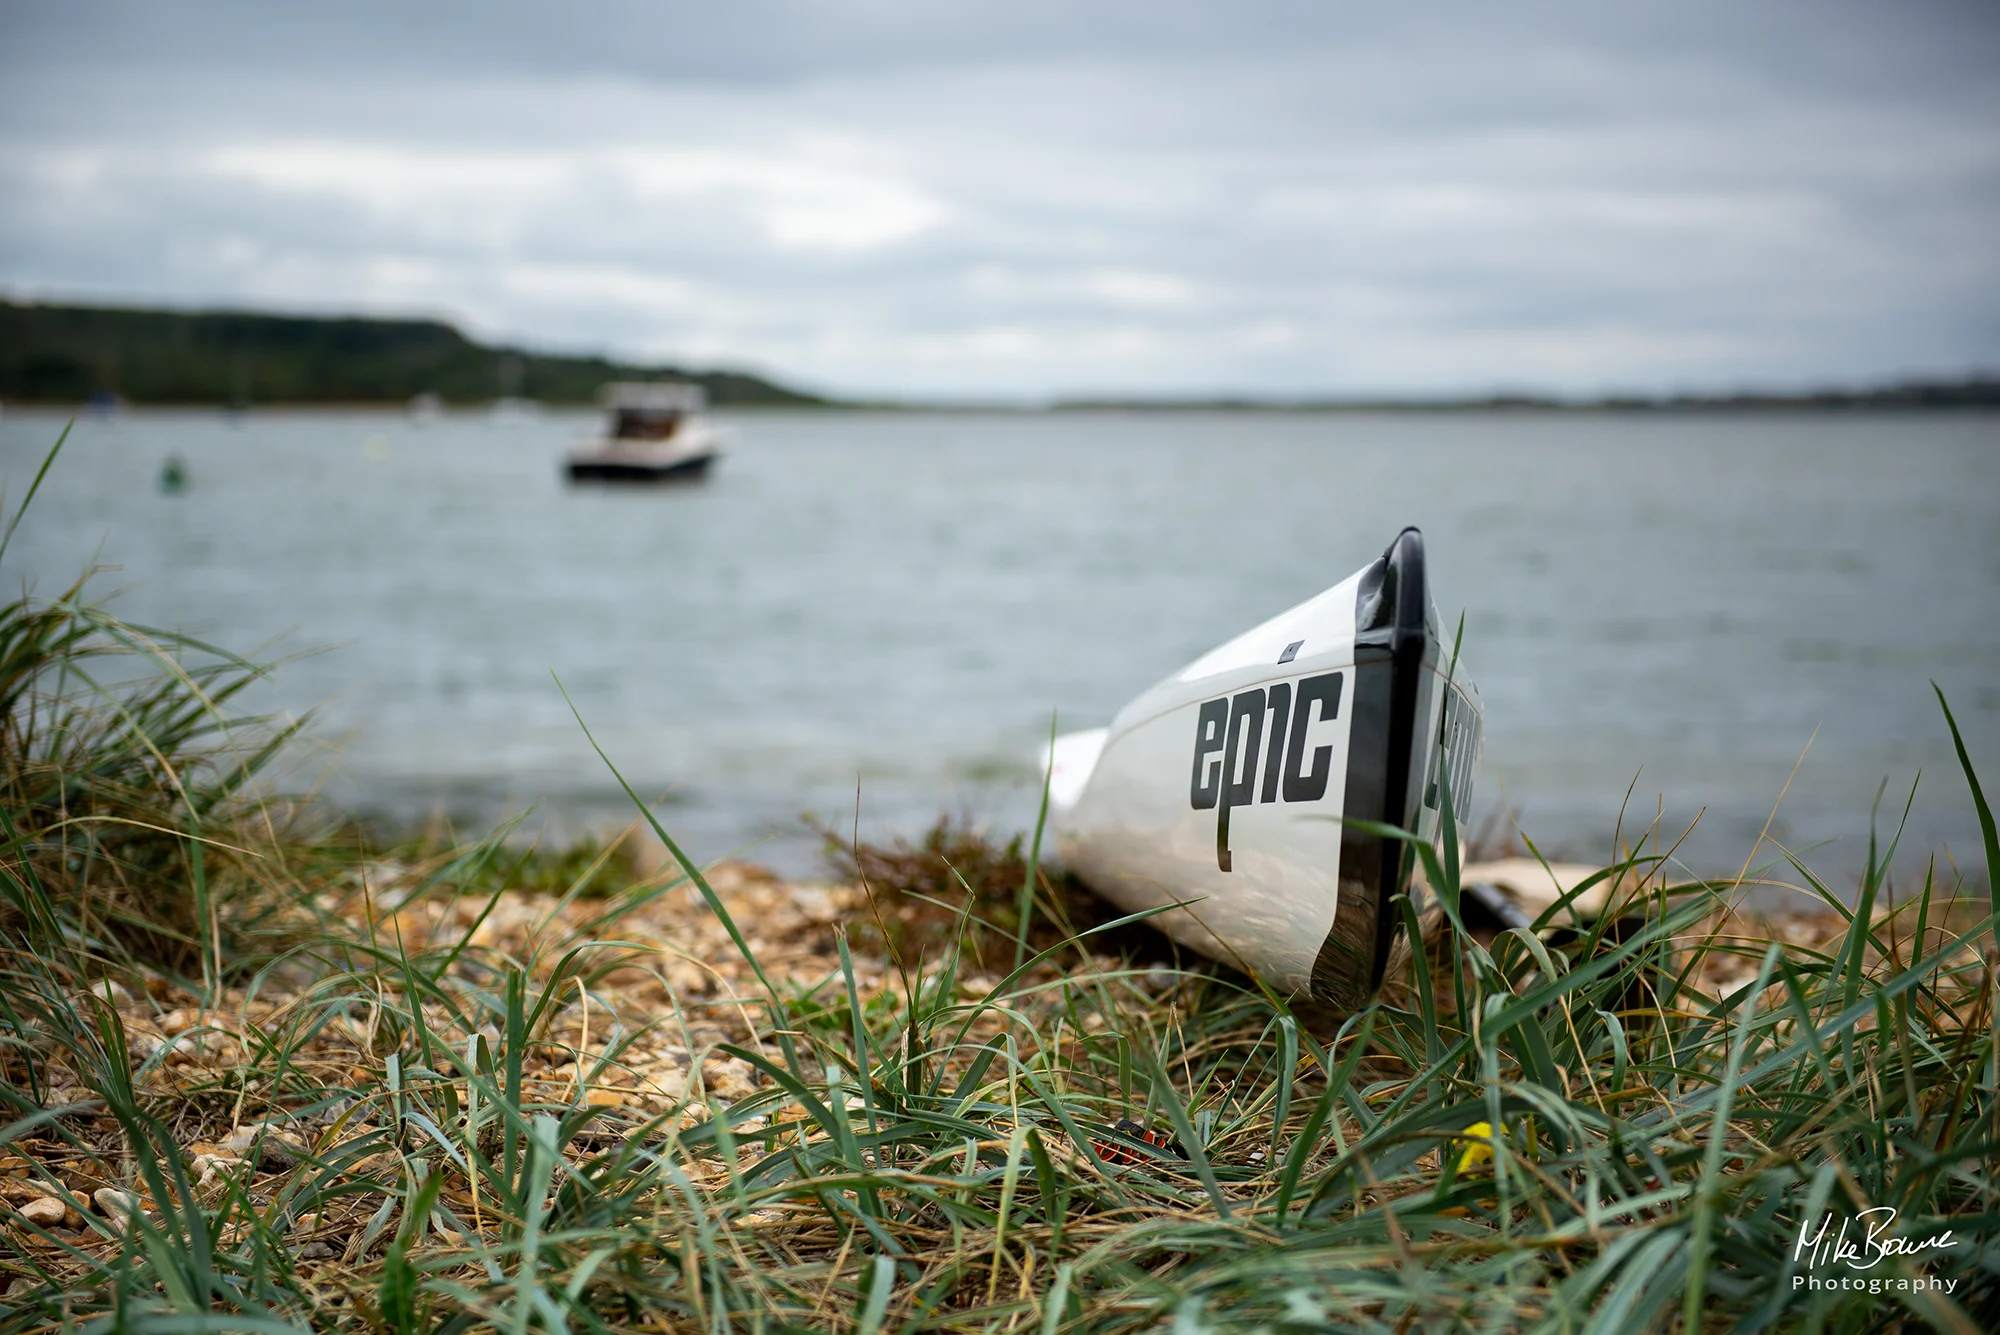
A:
[1091,1118,1188,1164]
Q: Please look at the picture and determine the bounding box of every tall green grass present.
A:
[0,427,318,990]
[2,433,1995,1333]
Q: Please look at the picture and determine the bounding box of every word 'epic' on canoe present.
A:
[1189,671,1344,871]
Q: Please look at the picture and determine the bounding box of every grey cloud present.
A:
[2,1,1996,397]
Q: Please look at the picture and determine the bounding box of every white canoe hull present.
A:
[1049,528,1482,1008]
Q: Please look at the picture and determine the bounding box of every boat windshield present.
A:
[613,410,680,441]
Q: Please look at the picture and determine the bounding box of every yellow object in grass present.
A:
[1454,1121,1508,1174]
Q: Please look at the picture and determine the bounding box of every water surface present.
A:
[5,406,1995,890]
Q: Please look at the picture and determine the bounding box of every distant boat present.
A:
[566,382,727,484]
[1046,528,1483,1009]
[409,392,444,423]
[489,396,542,426]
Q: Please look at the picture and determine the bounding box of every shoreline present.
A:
[8,397,2000,416]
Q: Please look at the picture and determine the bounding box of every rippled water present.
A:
[4,406,1995,888]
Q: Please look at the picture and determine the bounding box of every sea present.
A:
[3,406,1995,897]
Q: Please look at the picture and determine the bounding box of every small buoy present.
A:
[159,456,187,494]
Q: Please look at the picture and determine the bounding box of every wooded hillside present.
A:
[0,301,825,406]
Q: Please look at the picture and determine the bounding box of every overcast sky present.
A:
[3,1,1996,399]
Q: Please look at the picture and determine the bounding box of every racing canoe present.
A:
[1046,527,1482,1009]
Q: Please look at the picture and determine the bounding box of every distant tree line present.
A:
[0,301,827,407]
[5,299,1994,412]
[1053,381,2000,412]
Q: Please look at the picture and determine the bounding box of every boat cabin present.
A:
[601,382,706,441]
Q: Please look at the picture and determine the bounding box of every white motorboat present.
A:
[566,382,728,483]
[1046,527,1483,1009]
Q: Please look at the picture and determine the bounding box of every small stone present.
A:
[223,1119,293,1151]
[224,1126,305,1171]
[789,885,837,922]
[664,960,712,995]
[93,1188,140,1223]
[298,1241,337,1260]
[166,1029,235,1064]
[18,1196,64,1227]
[706,1058,758,1100]
[643,1069,689,1101]
[87,979,135,1008]
[584,1087,626,1108]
